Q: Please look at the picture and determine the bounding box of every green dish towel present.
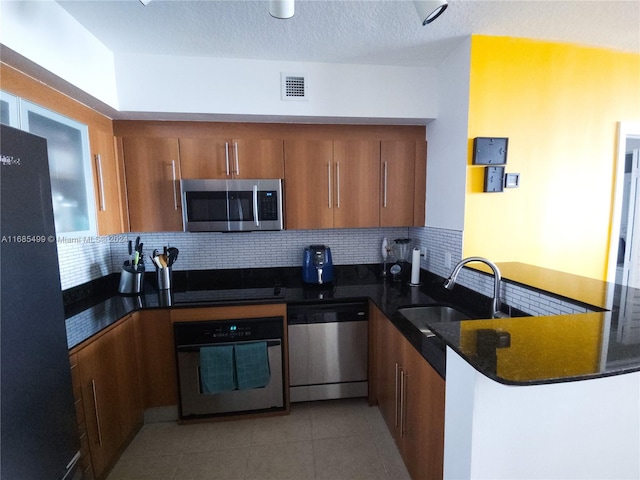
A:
[200,345,236,394]
[234,341,271,390]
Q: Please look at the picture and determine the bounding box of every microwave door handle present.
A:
[253,185,260,227]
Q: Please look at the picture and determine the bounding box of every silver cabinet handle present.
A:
[91,379,103,447]
[400,370,407,438]
[253,184,260,227]
[328,162,332,209]
[234,142,239,176]
[225,142,230,176]
[171,160,178,210]
[336,160,340,208]
[95,154,106,211]
[394,362,400,428]
[383,161,388,208]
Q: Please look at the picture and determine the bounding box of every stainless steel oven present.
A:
[174,317,285,419]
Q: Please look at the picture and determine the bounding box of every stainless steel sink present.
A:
[398,305,470,336]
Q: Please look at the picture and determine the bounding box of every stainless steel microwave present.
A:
[181,179,284,232]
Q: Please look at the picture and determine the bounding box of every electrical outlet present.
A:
[421,247,427,258]
[445,252,452,269]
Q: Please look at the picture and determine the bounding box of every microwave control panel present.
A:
[259,191,279,220]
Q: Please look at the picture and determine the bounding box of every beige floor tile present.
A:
[121,423,194,458]
[110,399,410,480]
[363,403,390,433]
[310,398,373,440]
[106,454,181,480]
[251,405,312,445]
[372,432,411,480]
[187,419,255,452]
[313,435,388,480]
[244,441,315,480]
[174,448,250,480]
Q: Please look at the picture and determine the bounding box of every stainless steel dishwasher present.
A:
[287,301,368,402]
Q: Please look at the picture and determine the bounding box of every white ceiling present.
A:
[56,0,640,68]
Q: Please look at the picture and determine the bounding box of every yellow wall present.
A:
[464,36,640,280]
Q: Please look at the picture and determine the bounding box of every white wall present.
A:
[444,348,640,480]
[0,0,119,109]
[113,53,438,121]
[425,37,470,231]
[0,0,439,123]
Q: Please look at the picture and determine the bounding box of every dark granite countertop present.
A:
[64,264,640,386]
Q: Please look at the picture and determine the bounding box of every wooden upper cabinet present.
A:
[89,126,124,236]
[332,140,380,228]
[285,139,381,230]
[380,140,416,227]
[179,137,284,179]
[121,137,183,232]
[284,139,334,230]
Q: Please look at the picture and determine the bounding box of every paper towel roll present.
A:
[410,247,421,285]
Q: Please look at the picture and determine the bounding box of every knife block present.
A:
[118,265,144,294]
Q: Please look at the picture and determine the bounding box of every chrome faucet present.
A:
[443,257,508,318]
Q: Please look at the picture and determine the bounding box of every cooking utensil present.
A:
[167,247,179,267]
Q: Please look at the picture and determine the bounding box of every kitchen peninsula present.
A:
[65,262,640,480]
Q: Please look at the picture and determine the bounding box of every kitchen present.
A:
[1,1,640,479]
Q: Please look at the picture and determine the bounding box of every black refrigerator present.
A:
[1,125,80,479]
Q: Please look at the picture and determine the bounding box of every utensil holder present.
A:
[118,265,144,294]
[157,266,172,290]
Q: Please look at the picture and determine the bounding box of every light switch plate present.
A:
[484,166,505,192]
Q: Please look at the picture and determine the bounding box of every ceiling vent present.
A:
[281,73,308,101]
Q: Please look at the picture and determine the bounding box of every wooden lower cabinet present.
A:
[372,305,445,480]
[73,314,142,480]
[134,309,178,407]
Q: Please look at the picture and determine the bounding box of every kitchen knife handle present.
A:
[225,142,230,176]
[91,379,103,447]
[171,160,178,210]
[328,162,332,209]
[383,161,388,208]
[95,154,106,211]
[253,184,259,227]
[336,160,340,208]
[234,142,239,176]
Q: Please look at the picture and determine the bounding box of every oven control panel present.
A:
[173,317,284,346]
[209,324,252,339]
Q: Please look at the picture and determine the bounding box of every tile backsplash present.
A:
[57,226,598,316]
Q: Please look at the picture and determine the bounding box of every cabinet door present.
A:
[180,138,284,180]
[233,138,284,179]
[77,318,142,479]
[380,140,416,227]
[284,139,334,229]
[401,340,445,480]
[373,307,402,437]
[122,137,183,232]
[179,137,231,179]
[20,99,97,236]
[90,127,124,235]
[333,140,380,228]
[134,309,178,407]
[112,316,143,441]
[77,328,123,478]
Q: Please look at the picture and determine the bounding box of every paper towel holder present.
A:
[409,247,423,286]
